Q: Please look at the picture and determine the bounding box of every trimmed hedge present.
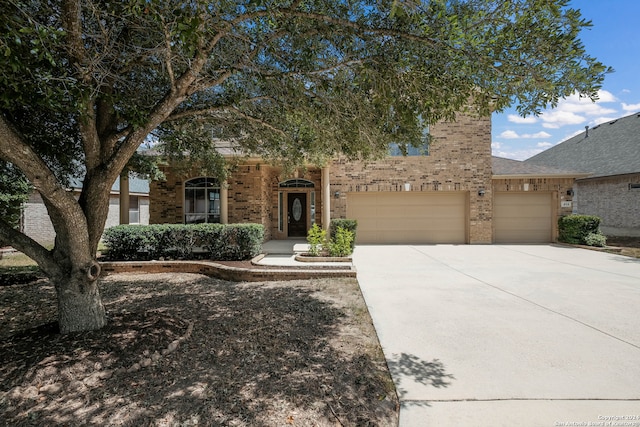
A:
[558,215,605,246]
[102,223,264,261]
[329,219,357,251]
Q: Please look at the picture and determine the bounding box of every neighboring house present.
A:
[526,112,640,237]
[150,112,586,244]
[21,175,150,246]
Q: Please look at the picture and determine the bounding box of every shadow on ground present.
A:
[387,352,455,406]
[0,274,396,426]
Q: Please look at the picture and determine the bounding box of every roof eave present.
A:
[492,173,591,179]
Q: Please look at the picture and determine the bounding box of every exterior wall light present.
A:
[478,188,485,196]
[334,191,341,199]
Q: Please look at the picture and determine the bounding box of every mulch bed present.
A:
[0,273,398,426]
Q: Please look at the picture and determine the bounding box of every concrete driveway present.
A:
[353,245,640,427]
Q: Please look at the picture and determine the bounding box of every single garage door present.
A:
[346,192,467,244]
[494,192,553,243]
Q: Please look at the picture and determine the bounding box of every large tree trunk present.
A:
[54,261,106,334]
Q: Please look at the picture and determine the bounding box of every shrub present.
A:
[306,223,327,256]
[328,226,354,257]
[584,232,607,247]
[329,219,357,251]
[558,215,603,245]
[102,225,158,260]
[307,222,355,257]
[103,223,264,261]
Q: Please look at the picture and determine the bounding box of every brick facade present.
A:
[150,163,325,241]
[574,173,640,237]
[329,113,493,243]
[149,113,577,244]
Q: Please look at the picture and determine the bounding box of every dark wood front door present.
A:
[287,193,307,237]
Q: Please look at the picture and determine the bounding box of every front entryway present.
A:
[287,193,307,237]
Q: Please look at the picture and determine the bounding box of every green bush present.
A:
[102,223,264,261]
[102,225,159,260]
[328,226,354,257]
[329,218,357,251]
[306,223,327,256]
[558,215,603,245]
[307,222,356,257]
[584,232,607,247]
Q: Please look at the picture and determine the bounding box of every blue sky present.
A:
[491,0,640,160]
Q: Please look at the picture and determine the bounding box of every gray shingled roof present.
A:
[492,156,584,177]
[526,112,640,178]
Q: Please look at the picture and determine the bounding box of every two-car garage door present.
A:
[346,192,467,244]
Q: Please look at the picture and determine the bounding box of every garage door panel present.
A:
[347,192,467,244]
[494,193,552,243]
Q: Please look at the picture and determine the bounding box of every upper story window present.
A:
[388,142,430,156]
[184,177,220,224]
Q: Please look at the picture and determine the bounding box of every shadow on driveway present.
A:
[387,353,455,405]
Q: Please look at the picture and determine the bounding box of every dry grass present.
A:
[0,273,398,427]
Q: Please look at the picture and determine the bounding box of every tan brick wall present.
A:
[575,173,640,237]
[329,113,493,243]
[228,163,275,239]
[491,177,575,241]
[150,162,286,240]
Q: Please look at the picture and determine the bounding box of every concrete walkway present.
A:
[353,245,640,427]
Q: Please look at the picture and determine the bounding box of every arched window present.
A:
[184,177,220,224]
[279,179,315,188]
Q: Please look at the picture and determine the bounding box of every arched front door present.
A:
[279,179,315,238]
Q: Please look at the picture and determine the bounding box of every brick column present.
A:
[220,181,228,224]
[119,175,130,225]
[322,166,331,230]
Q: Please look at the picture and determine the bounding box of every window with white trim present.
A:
[184,177,221,224]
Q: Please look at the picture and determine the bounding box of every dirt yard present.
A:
[0,273,398,426]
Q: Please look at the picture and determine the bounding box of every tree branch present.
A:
[0,115,90,262]
[278,8,438,44]
[0,218,60,278]
[62,0,90,82]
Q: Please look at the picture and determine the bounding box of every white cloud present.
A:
[594,90,617,103]
[529,131,552,138]
[507,114,537,124]
[536,142,553,148]
[541,110,586,129]
[590,116,618,126]
[622,102,640,112]
[491,141,502,150]
[498,130,551,139]
[492,147,546,161]
[499,130,519,139]
[538,90,619,128]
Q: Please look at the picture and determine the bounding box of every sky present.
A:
[491,0,640,161]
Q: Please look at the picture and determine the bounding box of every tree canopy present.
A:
[0,0,610,332]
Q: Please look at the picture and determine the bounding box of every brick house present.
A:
[22,175,149,246]
[150,113,583,244]
[526,112,640,237]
